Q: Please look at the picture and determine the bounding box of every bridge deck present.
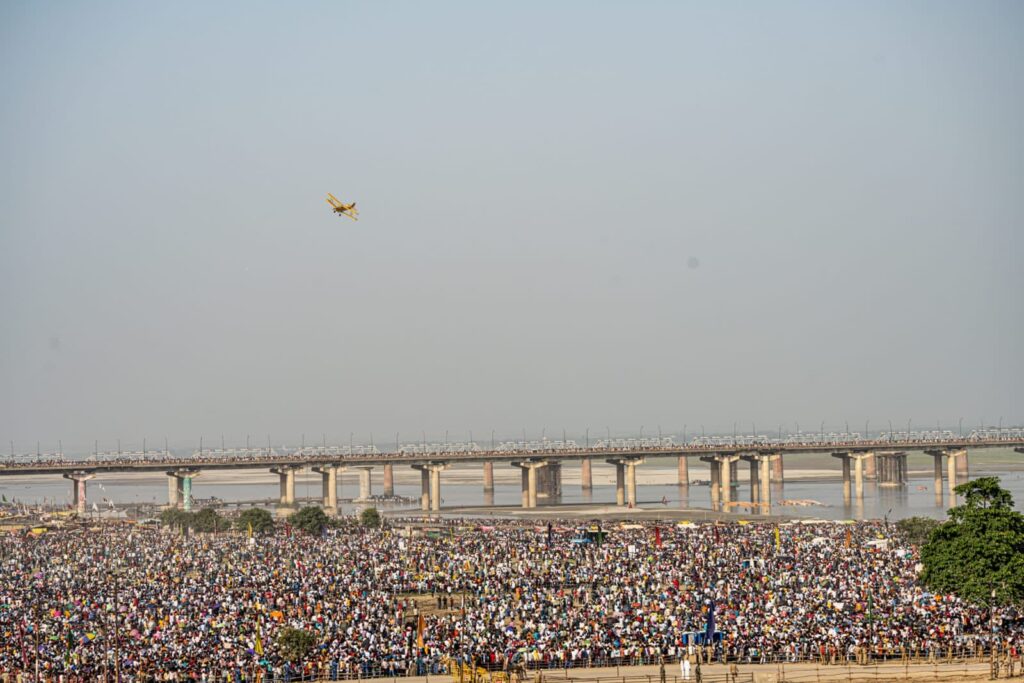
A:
[1,439,1021,477]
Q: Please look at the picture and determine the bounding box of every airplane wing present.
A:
[326,193,342,208]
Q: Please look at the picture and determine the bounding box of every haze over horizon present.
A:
[2,1,1022,453]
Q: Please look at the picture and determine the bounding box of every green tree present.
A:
[289,506,329,535]
[920,477,1024,606]
[896,516,940,546]
[191,507,224,533]
[237,507,275,534]
[360,507,382,528]
[159,508,193,529]
[276,627,317,663]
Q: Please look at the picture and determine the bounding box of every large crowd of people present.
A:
[0,518,1020,682]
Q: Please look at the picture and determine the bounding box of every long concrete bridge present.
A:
[3,436,1023,515]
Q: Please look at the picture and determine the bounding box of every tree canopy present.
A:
[289,506,329,535]
[191,507,225,533]
[236,507,275,534]
[359,507,382,528]
[896,516,940,546]
[276,627,316,663]
[158,507,225,533]
[919,477,1024,607]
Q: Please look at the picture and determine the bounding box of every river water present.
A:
[3,449,1023,521]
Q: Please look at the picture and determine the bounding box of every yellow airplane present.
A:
[326,193,359,221]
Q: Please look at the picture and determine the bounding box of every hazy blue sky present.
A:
[1,1,1021,453]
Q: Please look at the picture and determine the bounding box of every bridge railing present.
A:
[3,436,1024,472]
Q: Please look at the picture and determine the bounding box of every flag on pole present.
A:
[845,528,852,549]
[255,623,264,656]
[416,614,426,649]
[654,526,662,548]
[774,526,781,551]
[248,522,254,539]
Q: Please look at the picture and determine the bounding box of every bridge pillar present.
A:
[533,463,561,499]
[864,452,876,480]
[513,461,548,508]
[875,452,906,488]
[760,455,773,508]
[610,461,625,506]
[167,469,202,511]
[547,462,562,498]
[853,453,869,501]
[412,465,430,511]
[270,466,301,509]
[624,458,643,506]
[421,467,430,510]
[312,466,343,512]
[956,450,969,479]
[536,464,551,500]
[740,453,777,511]
[899,453,908,485]
[166,473,180,510]
[927,450,944,505]
[612,462,624,505]
[383,463,394,497]
[720,458,732,508]
[425,462,450,511]
[708,460,721,510]
[581,457,593,490]
[529,465,539,508]
[182,474,194,512]
[678,456,689,488]
[772,454,785,484]
[749,459,760,505]
[832,453,852,505]
[356,466,373,502]
[703,455,740,512]
[947,451,957,498]
[430,466,441,510]
[826,452,870,519]
[944,449,967,499]
[842,455,851,504]
[483,461,494,492]
[63,472,95,515]
[604,457,644,506]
